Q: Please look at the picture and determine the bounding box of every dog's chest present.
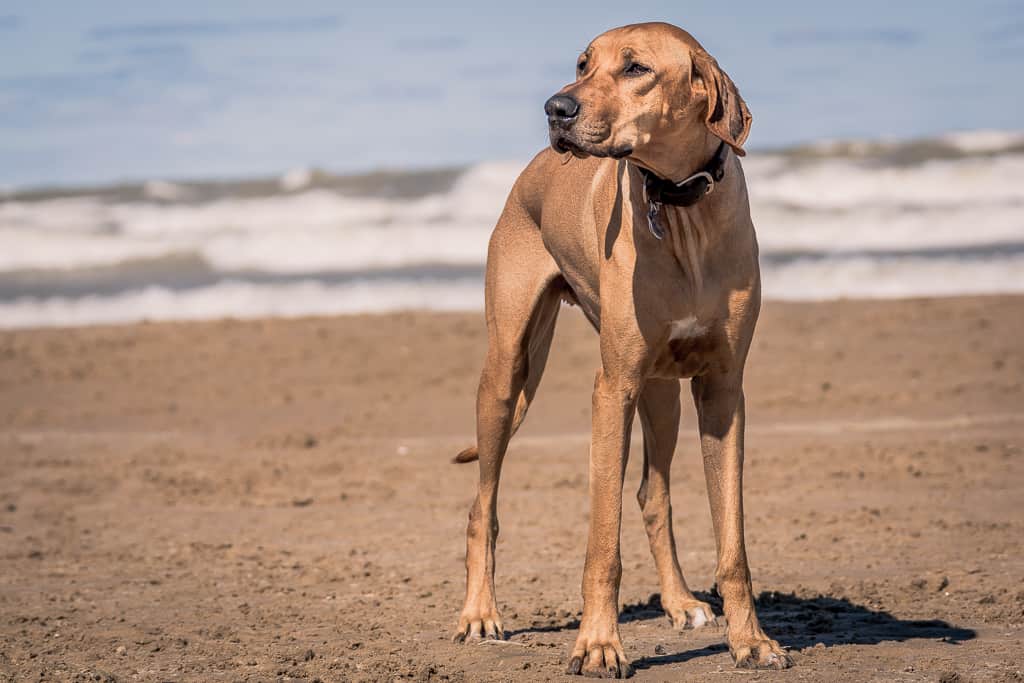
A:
[650,315,725,378]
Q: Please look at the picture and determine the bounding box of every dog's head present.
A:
[545,22,751,166]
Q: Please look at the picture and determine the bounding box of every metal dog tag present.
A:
[647,200,665,240]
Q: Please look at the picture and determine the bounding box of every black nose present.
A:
[544,94,579,124]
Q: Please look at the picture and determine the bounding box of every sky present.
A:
[1,1,1022,188]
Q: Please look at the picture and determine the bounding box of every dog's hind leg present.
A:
[636,379,716,631]
[453,204,562,642]
[451,289,559,464]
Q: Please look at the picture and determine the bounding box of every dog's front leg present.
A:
[692,374,792,670]
[568,368,638,679]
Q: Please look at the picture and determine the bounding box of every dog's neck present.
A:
[629,129,723,186]
[625,131,727,301]
[637,141,728,209]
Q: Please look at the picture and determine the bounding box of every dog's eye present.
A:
[624,62,651,76]
[577,59,588,74]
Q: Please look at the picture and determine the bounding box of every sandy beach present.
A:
[1,295,1022,682]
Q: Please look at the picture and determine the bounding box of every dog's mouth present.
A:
[551,134,633,160]
[553,136,589,158]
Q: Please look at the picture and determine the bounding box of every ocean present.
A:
[1,130,1022,328]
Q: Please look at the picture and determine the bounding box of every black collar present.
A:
[638,141,729,207]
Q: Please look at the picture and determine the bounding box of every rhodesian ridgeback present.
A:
[451,21,791,676]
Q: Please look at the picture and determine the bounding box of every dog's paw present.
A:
[665,599,718,631]
[731,638,793,670]
[567,630,632,678]
[452,610,504,643]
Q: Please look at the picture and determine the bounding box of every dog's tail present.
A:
[451,390,531,464]
[452,446,479,464]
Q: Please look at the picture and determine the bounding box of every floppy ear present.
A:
[690,50,752,156]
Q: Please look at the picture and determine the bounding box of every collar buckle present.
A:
[677,170,715,196]
[643,182,665,240]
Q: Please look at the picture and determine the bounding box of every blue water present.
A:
[1,1,1021,187]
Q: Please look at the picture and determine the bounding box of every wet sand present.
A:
[0,295,1022,681]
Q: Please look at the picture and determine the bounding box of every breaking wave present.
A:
[1,130,1022,328]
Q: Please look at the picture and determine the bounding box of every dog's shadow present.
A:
[508,589,976,669]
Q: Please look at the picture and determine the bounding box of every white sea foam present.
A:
[1,132,1022,328]
[279,167,314,192]
[744,153,1024,211]
[2,252,1022,329]
[143,180,192,201]
[0,279,484,328]
[761,254,1024,300]
[0,162,521,273]
[941,129,1024,154]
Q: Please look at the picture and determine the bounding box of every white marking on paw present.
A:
[689,608,709,628]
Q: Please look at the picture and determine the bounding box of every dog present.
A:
[450,22,791,676]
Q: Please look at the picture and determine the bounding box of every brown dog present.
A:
[451,22,791,676]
